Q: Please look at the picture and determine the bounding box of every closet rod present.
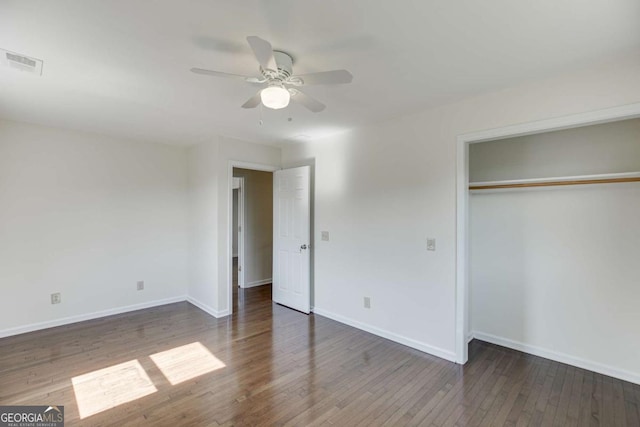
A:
[470,176,640,190]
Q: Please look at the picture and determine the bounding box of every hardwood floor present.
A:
[1,288,639,426]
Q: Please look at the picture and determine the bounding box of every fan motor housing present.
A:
[261,51,293,80]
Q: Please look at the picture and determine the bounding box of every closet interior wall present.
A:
[469,118,640,383]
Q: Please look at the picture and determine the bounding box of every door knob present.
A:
[300,244,308,252]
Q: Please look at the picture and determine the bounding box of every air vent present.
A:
[1,48,43,75]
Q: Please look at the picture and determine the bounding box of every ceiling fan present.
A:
[191,36,353,113]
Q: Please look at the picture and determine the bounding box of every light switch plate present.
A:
[427,238,436,251]
[321,231,330,241]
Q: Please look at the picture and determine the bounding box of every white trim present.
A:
[473,331,640,386]
[236,177,245,289]
[458,102,640,145]
[0,295,187,339]
[231,161,281,173]
[187,296,229,318]
[243,278,272,288]
[455,136,469,364]
[227,160,279,316]
[455,101,640,367]
[313,307,456,363]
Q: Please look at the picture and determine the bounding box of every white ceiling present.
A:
[1,1,639,146]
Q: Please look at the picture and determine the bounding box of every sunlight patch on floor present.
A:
[72,359,157,419]
[150,341,226,385]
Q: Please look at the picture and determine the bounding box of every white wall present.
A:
[187,140,220,314]
[0,119,189,336]
[471,184,640,381]
[187,136,280,316]
[281,55,640,363]
[233,168,273,287]
[470,118,640,181]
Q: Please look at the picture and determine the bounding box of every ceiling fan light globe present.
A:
[260,86,290,109]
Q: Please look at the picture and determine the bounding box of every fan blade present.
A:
[245,76,266,84]
[241,91,262,109]
[191,68,266,84]
[191,68,248,80]
[246,36,277,71]
[290,89,325,112]
[294,69,353,86]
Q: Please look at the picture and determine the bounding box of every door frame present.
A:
[232,177,245,288]
[454,102,640,364]
[227,161,280,315]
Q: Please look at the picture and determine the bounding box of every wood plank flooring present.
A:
[1,286,639,426]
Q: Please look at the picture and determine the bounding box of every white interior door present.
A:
[273,166,311,313]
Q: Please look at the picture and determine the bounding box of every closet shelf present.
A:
[469,172,640,191]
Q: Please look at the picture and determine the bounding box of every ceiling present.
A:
[1,1,639,146]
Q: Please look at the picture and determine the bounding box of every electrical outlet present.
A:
[427,238,436,251]
[51,293,61,304]
[321,231,330,241]
[364,296,371,309]
[137,281,144,291]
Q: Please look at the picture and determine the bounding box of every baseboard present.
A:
[186,296,229,318]
[312,307,456,363]
[472,331,640,386]
[467,332,475,343]
[242,278,272,288]
[0,295,187,339]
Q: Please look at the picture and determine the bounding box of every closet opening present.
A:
[455,104,640,387]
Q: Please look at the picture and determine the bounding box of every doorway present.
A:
[226,161,313,317]
[231,167,274,313]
